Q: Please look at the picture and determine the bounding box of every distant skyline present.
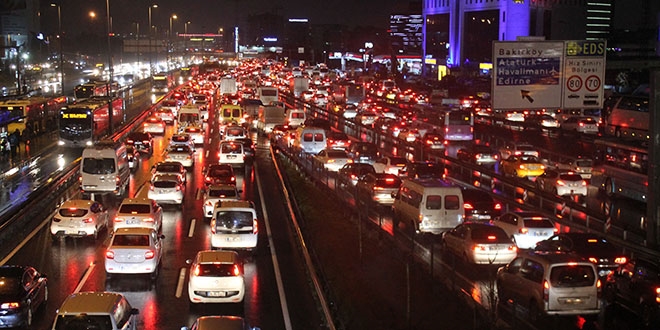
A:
[41,0,406,37]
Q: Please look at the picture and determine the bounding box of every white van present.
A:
[52,292,139,330]
[292,126,326,154]
[392,178,464,234]
[80,140,130,198]
[177,104,202,128]
[258,86,279,106]
[285,109,306,127]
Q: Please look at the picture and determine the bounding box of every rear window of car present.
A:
[215,211,254,229]
[195,264,237,277]
[113,234,150,247]
[156,164,181,172]
[575,159,593,167]
[54,315,114,330]
[470,227,510,242]
[522,219,555,228]
[550,265,596,287]
[153,180,178,188]
[559,174,583,181]
[226,128,244,136]
[221,143,243,154]
[209,189,237,198]
[376,177,401,188]
[119,204,151,214]
[327,150,348,158]
[59,208,89,217]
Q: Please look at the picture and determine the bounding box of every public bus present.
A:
[74,81,119,101]
[438,109,474,141]
[591,137,648,203]
[58,97,124,148]
[0,96,67,136]
[604,94,649,140]
[151,73,173,103]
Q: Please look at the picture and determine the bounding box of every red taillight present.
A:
[253,219,258,234]
[597,279,602,299]
[144,250,155,259]
[373,186,384,191]
[464,203,474,210]
[519,228,529,234]
[193,265,201,276]
[105,250,115,259]
[144,217,154,223]
[556,180,566,186]
[494,203,502,210]
[614,257,627,264]
[231,176,236,182]
[114,217,123,223]
[0,302,20,309]
[655,287,660,303]
[150,184,154,191]
[116,176,121,184]
[83,217,94,224]
[232,264,241,276]
[543,280,549,301]
[581,180,587,186]
[176,184,182,191]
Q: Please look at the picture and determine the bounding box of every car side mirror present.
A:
[185,259,193,265]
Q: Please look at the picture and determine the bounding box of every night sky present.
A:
[41,0,404,37]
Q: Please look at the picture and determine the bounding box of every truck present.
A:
[345,84,366,105]
[220,77,238,97]
[290,77,309,98]
[258,86,279,106]
[256,105,286,134]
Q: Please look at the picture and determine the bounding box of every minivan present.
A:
[80,140,130,198]
[292,126,326,154]
[52,292,139,330]
[392,178,464,234]
[285,109,306,127]
[496,251,601,322]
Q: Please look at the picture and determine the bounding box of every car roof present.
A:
[152,174,182,182]
[60,199,96,209]
[113,227,155,236]
[196,250,239,264]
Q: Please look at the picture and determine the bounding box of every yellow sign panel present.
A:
[62,113,88,119]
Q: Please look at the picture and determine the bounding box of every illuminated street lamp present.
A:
[50,3,64,95]
[168,14,177,72]
[148,4,158,75]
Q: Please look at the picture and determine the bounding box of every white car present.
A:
[169,133,195,151]
[535,170,588,197]
[499,143,539,160]
[164,144,195,168]
[342,105,358,119]
[50,199,108,240]
[372,156,407,175]
[152,161,187,184]
[315,149,353,172]
[491,211,558,249]
[148,174,185,205]
[187,250,245,304]
[210,200,259,250]
[113,198,163,233]
[142,116,166,135]
[561,116,599,134]
[105,227,164,279]
[218,141,245,168]
[441,223,517,265]
[203,184,241,219]
[183,126,205,146]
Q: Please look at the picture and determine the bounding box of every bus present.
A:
[0,96,67,136]
[439,110,474,141]
[74,81,119,101]
[604,94,649,140]
[178,66,197,84]
[58,97,124,148]
[151,73,173,103]
[591,137,648,203]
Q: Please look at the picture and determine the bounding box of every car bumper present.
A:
[188,284,245,303]
[556,186,587,196]
[471,250,517,265]
[50,224,97,237]
[212,233,258,249]
[148,191,184,204]
[105,259,159,274]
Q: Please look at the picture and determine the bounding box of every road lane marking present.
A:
[175,268,186,298]
[188,218,196,238]
[74,262,96,293]
[205,150,210,158]
[254,162,293,330]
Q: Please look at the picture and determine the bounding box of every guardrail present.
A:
[279,90,660,260]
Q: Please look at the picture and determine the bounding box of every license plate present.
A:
[534,231,548,236]
[208,291,226,297]
[227,155,237,159]
[127,219,140,224]
[226,236,240,242]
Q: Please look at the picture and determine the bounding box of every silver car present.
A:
[105,227,164,279]
[148,174,185,205]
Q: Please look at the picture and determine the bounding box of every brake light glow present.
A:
[114,217,124,223]
[145,250,155,259]
[464,203,474,210]
[487,235,496,240]
[105,250,115,259]
[556,180,566,186]
[494,203,502,210]
[519,228,529,234]
[193,265,201,276]
[655,287,660,303]
[614,257,627,264]
[144,217,154,223]
[253,219,258,234]
[543,280,549,301]
[233,264,241,276]
[83,217,94,224]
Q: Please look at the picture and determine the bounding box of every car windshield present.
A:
[59,208,89,217]
[519,156,541,163]
[153,180,178,188]
[375,176,401,188]
[559,174,583,181]
[118,204,150,214]
[113,234,150,246]
[550,266,595,287]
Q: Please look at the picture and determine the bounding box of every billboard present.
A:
[492,40,606,110]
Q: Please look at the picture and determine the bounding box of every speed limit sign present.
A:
[566,75,582,92]
[585,75,601,92]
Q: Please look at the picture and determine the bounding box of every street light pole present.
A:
[50,3,64,95]
[184,21,190,64]
[106,0,114,135]
[148,4,158,76]
[168,14,177,73]
[135,22,140,74]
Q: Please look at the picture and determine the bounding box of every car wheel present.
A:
[604,179,615,197]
